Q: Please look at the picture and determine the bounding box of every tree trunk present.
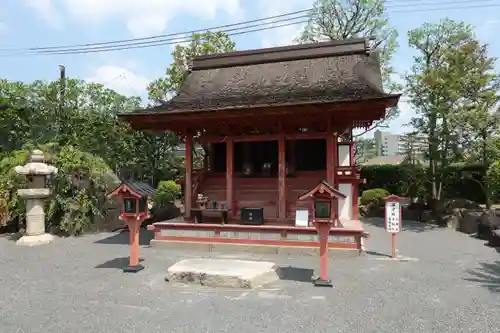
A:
[482,129,491,209]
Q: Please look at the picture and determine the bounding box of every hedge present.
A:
[359,164,487,203]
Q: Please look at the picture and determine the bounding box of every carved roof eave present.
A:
[297,180,347,201]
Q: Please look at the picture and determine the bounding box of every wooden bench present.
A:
[191,208,231,224]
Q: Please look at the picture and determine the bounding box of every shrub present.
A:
[0,145,112,236]
[486,160,500,201]
[153,180,181,207]
[360,165,412,196]
[360,188,390,206]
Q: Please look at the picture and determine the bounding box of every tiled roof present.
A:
[125,38,396,115]
[122,180,156,197]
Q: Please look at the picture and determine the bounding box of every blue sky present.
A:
[0,0,499,137]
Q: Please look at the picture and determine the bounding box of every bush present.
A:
[0,145,112,236]
[486,160,500,201]
[359,163,487,203]
[360,188,390,206]
[153,180,181,207]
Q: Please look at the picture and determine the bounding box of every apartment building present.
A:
[374,130,427,157]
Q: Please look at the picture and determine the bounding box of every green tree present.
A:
[449,41,500,207]
[146,31,236,165]
[404,19,498,210]
[297,0,400,134]
[354,138,375,165]
[0,77,182,234]
[148,31,236,104]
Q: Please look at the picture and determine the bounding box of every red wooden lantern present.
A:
[108,181,156,273]
[298,181,346,287]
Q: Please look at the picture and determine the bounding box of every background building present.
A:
[373,130,427,157]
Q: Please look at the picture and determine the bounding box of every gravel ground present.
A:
[1,218,499,333]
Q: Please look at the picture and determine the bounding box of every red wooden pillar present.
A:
[351,141,358,220]
[184,135,193,221]
[278,135,286,220]
[326,119,334,185]
[332,133,338,186]
[226,138,234,218]
[208,143,215,171]
[327,121,339,224]
[352,183,359,220]
[287,140,296,171]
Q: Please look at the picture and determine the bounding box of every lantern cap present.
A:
[14,149,58,176]
[383,194,401,202]
[297,180,346,201]
[108,179,156,199]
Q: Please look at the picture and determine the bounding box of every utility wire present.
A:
[27,16,308,55]
[2,0,499,56]
[9,0,493,53]
[1,10,310,53]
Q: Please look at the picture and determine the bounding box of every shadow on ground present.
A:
[464,261,500,292]
[365,250,392,258]
[95,257,145,269]
[94,230,154,246]
[361,217,445,233]
[277,266,314,283]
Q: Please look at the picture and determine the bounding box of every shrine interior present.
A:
[211,139,327,176]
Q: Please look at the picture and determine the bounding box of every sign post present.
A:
[384,195,402,258]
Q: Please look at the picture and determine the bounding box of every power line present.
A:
[3,0,499,56]
[3,19,308,56]
[9,0,496,53]
[27,16,308,55]
[2,9,311,52]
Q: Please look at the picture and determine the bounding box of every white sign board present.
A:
[385,201,401,233]
[295,209,309,227]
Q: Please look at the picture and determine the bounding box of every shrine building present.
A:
[119,38,400,255]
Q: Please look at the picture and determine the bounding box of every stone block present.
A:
[166,259,279,289]
[16,233,54,247]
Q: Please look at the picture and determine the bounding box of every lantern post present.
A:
[298,181,346,287]
[108,181,155,273]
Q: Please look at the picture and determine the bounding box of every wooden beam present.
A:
[121,99,394,132]
[333,132,338,185]
[226,138,234,218]
[326,118,334,185]
[352,183,359,220]
[278,134,286,220]
[184,135,193,220]
[332,131,339,226]
[208,143,215,171]
[198,132,328,143]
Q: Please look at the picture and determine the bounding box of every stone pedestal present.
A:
[25,198,46,236]
[14,150,57,247]
[16,233,54,247]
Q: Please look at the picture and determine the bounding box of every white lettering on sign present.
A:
[385,201,401,233]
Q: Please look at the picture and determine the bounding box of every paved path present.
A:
[1,219,499,333]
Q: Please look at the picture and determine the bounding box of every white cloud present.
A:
[477,20,499,44]
[260,24,305,48]
[26,0,243,37]
[86,65,150,98]
[23,0,62,28]
[256,0,313,48]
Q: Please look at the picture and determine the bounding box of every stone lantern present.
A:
[14,149,58,246]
